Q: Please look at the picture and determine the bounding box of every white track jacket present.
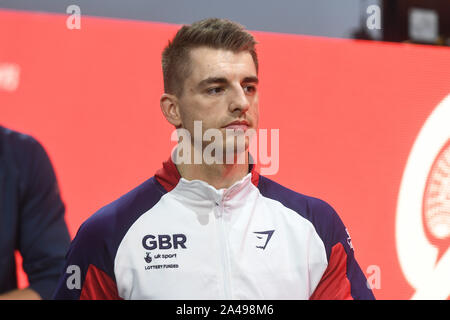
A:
[53,157,374,300]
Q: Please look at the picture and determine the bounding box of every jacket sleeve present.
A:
[309,200,375,300]
[52,209,122,300]
[17,137,71,300]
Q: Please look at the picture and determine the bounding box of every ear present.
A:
[160,93,182,128]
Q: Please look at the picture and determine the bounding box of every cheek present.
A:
[179,97,202,123]
[183,99,224,124]
[179,105,219,135]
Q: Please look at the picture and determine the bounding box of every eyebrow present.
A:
[197,76,259,89]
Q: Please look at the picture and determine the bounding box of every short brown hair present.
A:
[162,18,258,97]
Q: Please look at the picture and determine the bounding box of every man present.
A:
[0,126,71,300]
[53,18,374,300]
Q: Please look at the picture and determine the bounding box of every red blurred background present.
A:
[1,10,449,299]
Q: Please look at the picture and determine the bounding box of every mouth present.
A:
[223,120,250,132]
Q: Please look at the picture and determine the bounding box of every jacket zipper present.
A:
[216,198,232,299]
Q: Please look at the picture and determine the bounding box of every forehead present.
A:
[187,47,257,83]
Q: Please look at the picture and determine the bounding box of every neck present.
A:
[175,146,250,189]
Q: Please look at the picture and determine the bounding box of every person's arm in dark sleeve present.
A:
[15,137,71,300]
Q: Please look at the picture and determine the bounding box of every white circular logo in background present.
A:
[423,140,450,250]
[396,93,450,300]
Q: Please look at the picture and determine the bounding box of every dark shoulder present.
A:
[61,177,166,279]
[257,175,338,222]
[0,126,54,182]
[257,175,347,255]
[0,126,46,159]
[71,177,167,255]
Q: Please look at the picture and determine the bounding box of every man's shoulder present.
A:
[0,126,47,164]
[56,176,168,295]
[256,175,347,251]
[0,127,59,195]
[1,125,35,144]
[257,175,338,221]
[73,176,167,248]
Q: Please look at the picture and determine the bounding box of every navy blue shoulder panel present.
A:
[257,175,375,300]
[53,176,167,299]
[257,175,348,260]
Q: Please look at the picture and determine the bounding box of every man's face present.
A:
[176,47,259,154]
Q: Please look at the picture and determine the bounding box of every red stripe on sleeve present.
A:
[80,264,122,300]
[310,242,353,300]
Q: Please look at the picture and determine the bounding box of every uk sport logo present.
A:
[144,252,152,263]
[141,234,185,271]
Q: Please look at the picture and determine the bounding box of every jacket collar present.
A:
[155,155,260,193]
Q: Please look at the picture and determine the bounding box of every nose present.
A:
[228,85,250,115]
